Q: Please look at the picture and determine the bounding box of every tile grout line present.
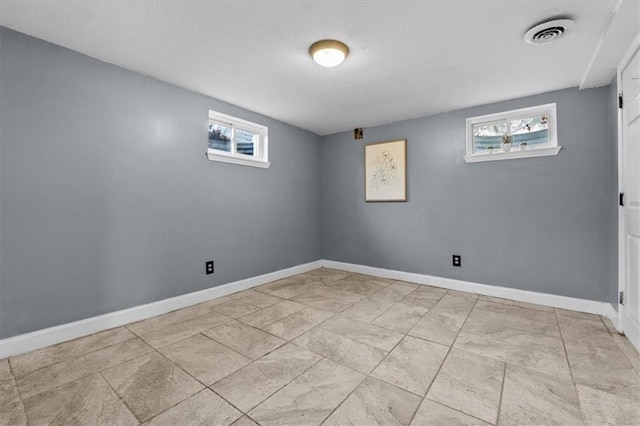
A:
[10,332,140,379]
[138,348,222,423]
[554,309,588,426]
[494,363,508,425]
[318,290,426,426]
[293,278,432,423]
[6,368,29,426]
[226,354,326,417]
[407,294,482,425]
[334,288,456,425]
[137,314,236,351]
[98,369,142,424]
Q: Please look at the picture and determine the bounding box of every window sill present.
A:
[206,150,270,169]
[464,146,562,163]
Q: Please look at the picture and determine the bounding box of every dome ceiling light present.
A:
[309,39,349,67]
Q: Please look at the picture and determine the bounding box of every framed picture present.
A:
[365,139,407,202]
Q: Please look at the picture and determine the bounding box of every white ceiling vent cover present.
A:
[524,19,575,44]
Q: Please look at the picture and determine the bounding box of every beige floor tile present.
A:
[249,358,365,426]
[454,332,571,379]
[304,268,352,283]
[602,316,620,334]
[159,334,250,385]
[211,343,321,412]
[412,399,490,425]
[576,384,640,426]
[401,286,447,309]
[0,359,11,382]
[203,297,261,318]
[239,300,305,328]
[263,307,334,341]
[558,315,619,352]
[565,345,640,396]
[22,373,137,426]
[409,293,476,346]
[255,277,316,299]
[320,316,404,351]
[323,277,390,296]
[498,365,583,425]
[371,336,448,396]
[324,376,421,426]
[341,297,396,322]
[347,273,395,284]
[229,290,284,308]
[461,317,565,356]
[513,300,555,312]
[231,416,259,426]
[555,308,602,322]
[467,309,561,338]
[9,327,135,378]
[16,338,152,399]
[0,379,27,426]
[427,348,505,424]
[145,389,241,425]
[204,320,286,360]
[140,312,231,349]
[613,334,640,375]
[369,282,418,302]
[293,327,387,374]
[127,305,212,336]
[306,286,366,304]
[409,311,459,346]
[474,300,557,325]
[478,295,514,306]
[102,352,203,422]
[290,289,356,313]
[372,302,428,333]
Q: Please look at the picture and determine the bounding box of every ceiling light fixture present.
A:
[524,18,575,44]
[309,39,349,67]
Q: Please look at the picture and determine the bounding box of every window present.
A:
[207,110,269,168]
[464,103,561,163]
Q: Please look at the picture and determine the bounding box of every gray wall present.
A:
[0,28,322,339]
[608,79,619,308]
[321,86,616,302]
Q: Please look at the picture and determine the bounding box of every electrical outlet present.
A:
[452,254,461,267]
[206,260,214,275]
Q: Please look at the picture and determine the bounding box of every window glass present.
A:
[473,122,507,151]
[236,129,257,156]
[510,115,549,146]
[208,122,232,152]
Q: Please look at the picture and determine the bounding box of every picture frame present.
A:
[365,139,407,202]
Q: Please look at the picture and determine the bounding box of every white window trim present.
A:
[207,110,270,169]
[464,103,561,163]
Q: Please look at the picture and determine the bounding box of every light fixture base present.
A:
[309,39,349,67]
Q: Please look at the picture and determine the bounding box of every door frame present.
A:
[617,34,640,334]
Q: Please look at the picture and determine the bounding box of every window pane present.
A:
[235,129,257,156]
[209,122,232,152]
[510,115,549,146]
[473,122,507,151]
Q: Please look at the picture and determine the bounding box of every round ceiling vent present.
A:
[524,19,575,44]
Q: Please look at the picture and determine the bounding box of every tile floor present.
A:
[1,268,639,425]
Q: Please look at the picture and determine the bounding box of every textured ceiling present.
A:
[0,0,633,135]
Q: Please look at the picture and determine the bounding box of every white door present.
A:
[620,42,640,351]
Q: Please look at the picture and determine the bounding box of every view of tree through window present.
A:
[208,123,255,156]
[473,114,550,151]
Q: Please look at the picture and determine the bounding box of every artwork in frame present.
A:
[365,139,407,202]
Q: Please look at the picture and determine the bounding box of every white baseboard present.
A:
[1,258,619,359]
[322,260,617,318]
[0,260,322,359]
